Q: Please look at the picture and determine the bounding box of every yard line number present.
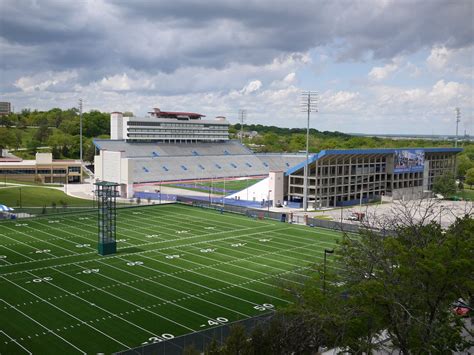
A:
[142,334,174,345]
[253,303,275,311]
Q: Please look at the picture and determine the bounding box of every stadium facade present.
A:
[286,148,461,207]
[94,109,461,205]
[94,110,306,197]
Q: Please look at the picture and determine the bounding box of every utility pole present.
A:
[238,109,247,143]
[79,99,83,162]
[301,91,318,212]
[455,107,461,148]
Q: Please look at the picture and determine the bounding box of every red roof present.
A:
[149,108,205,118]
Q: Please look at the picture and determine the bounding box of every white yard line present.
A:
[0,224,80,256]
[97,258,257,315]
[1,275,131,350]
[0,225,340,279]
[72,262,250,324]
[0,242,35,261]
[52,267,195,333]
[0,298,87,354]
[0,330,32,354]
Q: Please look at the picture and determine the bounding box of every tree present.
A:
[0,127,16,149]
[465,167,474,188]
[282,200,474,354]
[432,172,457,197]
[457,154,473,178]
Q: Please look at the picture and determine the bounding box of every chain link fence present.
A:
[115,312,275,355]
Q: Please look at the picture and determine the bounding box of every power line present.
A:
[300,91,318,212]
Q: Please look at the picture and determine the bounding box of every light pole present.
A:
[79,98,83,162]
[19,187,22,208]
[267,189,272,212]
[455,107,461,148]
[301,91,318,212]
[323,248,334,294]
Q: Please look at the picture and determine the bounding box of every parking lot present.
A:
[298,199,474,229]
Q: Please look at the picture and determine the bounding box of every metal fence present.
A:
[115,312,275,355]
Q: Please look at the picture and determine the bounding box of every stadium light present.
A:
[238,109,247,143]
[323,248,334,294]
[301,91,318,212]
[79,98,83,162]
[455,107,461,148]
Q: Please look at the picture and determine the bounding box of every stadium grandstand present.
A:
[93,110,306,197]
[94,109,462,208]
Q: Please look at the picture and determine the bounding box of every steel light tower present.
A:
[301,91,318,211]
[238,109,247,143]
[79,98,83,162]
[455,107,461,148]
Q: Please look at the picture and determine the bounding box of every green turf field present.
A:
[0,204,341,354]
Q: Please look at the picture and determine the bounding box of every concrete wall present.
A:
[269,171,284,206]
[110,112,123,140]
[228,177,271,202]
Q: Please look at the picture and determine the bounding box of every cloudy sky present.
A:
[0,0,473,134]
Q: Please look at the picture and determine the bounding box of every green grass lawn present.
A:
[195,178,262,190]
[0,178,63,187]
[168,178,262,196]
[0,204,341,354]
[0,186,93,208]
[458,188,474,200]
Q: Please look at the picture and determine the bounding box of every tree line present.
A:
[0,108,109,161]
[1,108,473,180]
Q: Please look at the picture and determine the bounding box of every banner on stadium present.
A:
[394,149,425,173]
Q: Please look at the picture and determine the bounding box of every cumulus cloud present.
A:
[0,0,473,134]
[14,71,78,92]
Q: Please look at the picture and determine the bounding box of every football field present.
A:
[0,204,341,354]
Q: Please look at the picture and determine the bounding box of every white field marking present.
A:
[112,220,326,281]
[0,330,32,354]
[198,235,325,271]
[105,254,265,315]
[52,267,195,333]
[112,212,331,280]
[127,209,341,263]
[24,220,96,251]
[93,259,253,319]
[114,208,340,262]
[0,298,87,354]
[2,274,131,350]
[136,252,290,303]
[117,206,341,250]
[169,244,307,286]
[4,263,307,314]
[166,204,346,239]
[0,225,339,279]
[0,224,81,256]
[0,255,11,265]
[0,224,280,275]
[0,245,35,260]
[0,233,59,264]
